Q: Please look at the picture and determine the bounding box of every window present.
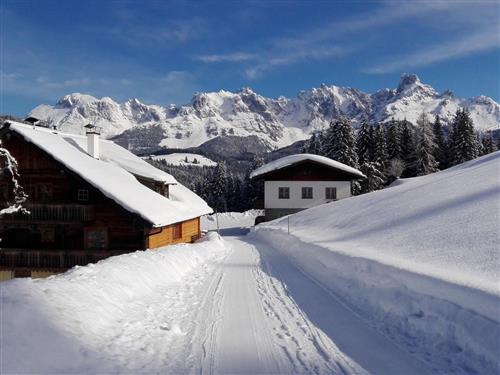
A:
[278,187,290,199]
[85,228,108,250]
[77,189,89,201]
[302,187,313,199]
[325,187,337,200]
[172,223,182,240]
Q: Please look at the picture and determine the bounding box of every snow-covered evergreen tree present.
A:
[371,123,388,169]
[432,115,448,169]
[481,134,496,155]
[207,162,227,212]
[400,120,417,177]
[323,117,358,168]
[323,117,360,194]
[302,131,323,155]
[386,118,402,161]
[356,120,372,165]
[244,155,265,209]
[0,144,27,215]
[359,161,386,194]
[449,109,480,166]
[414,113,438,176]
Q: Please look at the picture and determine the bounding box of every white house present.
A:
[250,154,366,221]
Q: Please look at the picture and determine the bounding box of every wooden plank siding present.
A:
[145,217,201,249]
[0,127,206,281]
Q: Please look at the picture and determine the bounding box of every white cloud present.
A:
[201,0,499,79]
[365,27,500,74]
[244,46,351,80]
[196,52,257,63]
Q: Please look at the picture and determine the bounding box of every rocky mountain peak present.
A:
[29,74,500,152]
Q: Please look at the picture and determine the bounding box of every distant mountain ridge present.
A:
[29,74,500,151]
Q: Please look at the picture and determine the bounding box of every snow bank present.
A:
[0,233,227,374]
[252,230,499,374]
[254,152,500,374]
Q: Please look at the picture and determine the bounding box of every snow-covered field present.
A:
[1,155,498,374]
[254,151,500,373]
[145,153,217,167]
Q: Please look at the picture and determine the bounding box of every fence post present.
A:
[287,215,290,235]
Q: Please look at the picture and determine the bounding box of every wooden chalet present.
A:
[250,154,365,221]
[0,121,212,280]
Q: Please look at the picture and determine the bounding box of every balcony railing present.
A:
[10,204,95,222]
[0,249,125,270]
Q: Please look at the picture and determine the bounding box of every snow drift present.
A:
[254,152,500,374]
[0,233,228,374]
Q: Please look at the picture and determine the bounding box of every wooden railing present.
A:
[0,249,125,269]
[12,204,95,222]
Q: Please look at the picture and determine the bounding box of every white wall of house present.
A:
[264,180,351,209]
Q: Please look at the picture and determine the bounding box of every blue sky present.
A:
[1,0,499,116]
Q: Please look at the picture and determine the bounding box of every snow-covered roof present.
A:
[3,121,212,227]
[250,154,366,179]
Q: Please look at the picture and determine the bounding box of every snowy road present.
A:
[1,233,434,374]
[189,235,432,374]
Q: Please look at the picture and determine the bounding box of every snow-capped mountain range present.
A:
[29,74,500,150]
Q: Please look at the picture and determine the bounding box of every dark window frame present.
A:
[77,189,89,202]
[278,187,290,199]
[301,187,313,199]
[325,187,337,200]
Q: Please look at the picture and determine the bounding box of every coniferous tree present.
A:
[244,155,265,209]
[359,161,386,194]
[414,113,438,176]
[432,115,448,169]
[449,109,480,165]
[323,117,360,194]
[302,131,323,155]
[400,120,417,177]
[0,145,28,215]
[207,161,227,212]
[481,134,496,155]
[323,117,358,168]
[356,120,373,165]
[372,123,389,171]
[386,118,402,161]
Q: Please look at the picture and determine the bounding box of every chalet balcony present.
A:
[0,249,126,270]
[10,204,95,222]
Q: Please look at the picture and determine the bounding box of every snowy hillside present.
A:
[258,151,500,294]
[254,151,500,373]
[144,153,217,167]
[29,74,499,150]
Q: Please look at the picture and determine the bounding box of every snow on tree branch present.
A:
[0,142,27,216]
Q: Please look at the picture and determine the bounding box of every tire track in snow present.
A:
[202,236,365,374]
